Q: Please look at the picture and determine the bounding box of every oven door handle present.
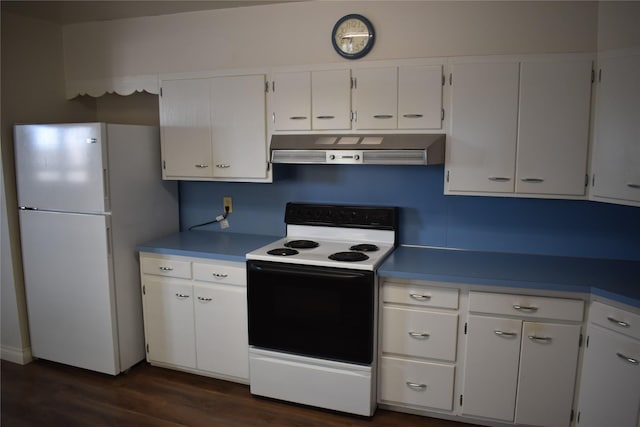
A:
[248,261,372,280]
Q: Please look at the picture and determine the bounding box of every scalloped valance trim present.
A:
[65,74,159,99]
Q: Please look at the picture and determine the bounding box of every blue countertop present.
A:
[137,231,280,263]
[137,232,640,309]
[379,246,640,308]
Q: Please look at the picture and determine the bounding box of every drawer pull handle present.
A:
[409,293,431,301]
[175,293,190,299]
[289,116,308,120]
[616,353,639,365]
[197,296,213,302]
[494,330,518,338]
[488,176,511,182]
[402,114,424,119]
[528,335,552,342]
[159,266,174,271]
[406,381,427,390]
[408,331,430,339]
[194,164,209,168]
[213,273,228,278]
[627,183,640,189]
[513,304,538,312]
[607,316,630,328]
[315,115,335,120]
[520,177,545,183]
[373,114,394,119]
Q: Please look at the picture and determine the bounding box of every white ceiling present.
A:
[1,1,302,25]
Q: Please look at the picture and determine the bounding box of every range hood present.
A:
[270,134,445,165]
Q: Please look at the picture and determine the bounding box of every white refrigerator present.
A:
[15,123,179,375]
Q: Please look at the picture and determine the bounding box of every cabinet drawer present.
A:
[379,356,454,411]
[383,282,459,309]
[141,257,191,279]
[381,307,458,361]
[193,262,245,286]
[590,301,640,341]
[469,291,584,322]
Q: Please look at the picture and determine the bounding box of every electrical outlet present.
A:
[223,196,233,213]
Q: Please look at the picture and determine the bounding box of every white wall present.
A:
[597,1,640,51]
[62,1,598,87]
[0,12,96,363]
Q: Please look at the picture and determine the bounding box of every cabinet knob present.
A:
[408,331,430,339]
[494,330,518,338]
[409,293,431,301]
[607,316,630,328]
[406,382,427,390]
[513,304,538,312]
[616,353,639,365]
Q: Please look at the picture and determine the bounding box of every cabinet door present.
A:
[591,54,640,204]
[577,325,640,427]
[516,59,592,196]
[462,315,522,421]
[447,62,520,193]
[210,75,267,179]
[311,69,352,130]
[142,277,196,369]
[160,79,213,178]
[515,322,581,427]
[353,67,398,130]
[194,283,249,380]
[271,71,311,131]
[398,65,443,129]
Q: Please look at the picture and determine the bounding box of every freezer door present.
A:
[19,209,120,375]
[15,123,108,212]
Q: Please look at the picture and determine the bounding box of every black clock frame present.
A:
[331,14,376,60]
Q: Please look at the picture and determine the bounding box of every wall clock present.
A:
[331,14,375,60]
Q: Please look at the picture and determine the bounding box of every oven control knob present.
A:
[329,154,336,160]
[354,154,360,160]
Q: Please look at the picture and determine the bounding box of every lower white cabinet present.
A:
[378,280,459,412]
[139,253,249,382]
[576,301,640,427]
[462,292,583,427]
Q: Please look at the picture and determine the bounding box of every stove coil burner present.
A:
[349,244,379,252]
[267,248,299,256]
[284,239,320,249]
[329,251,370,262]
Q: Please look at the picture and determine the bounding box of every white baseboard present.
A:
[1,345,33,365]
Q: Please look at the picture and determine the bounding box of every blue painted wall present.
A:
[179,164,640,261]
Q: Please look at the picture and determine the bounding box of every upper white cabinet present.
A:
[269,63,444,132]
[398,65,444,129]
[352,67,398,130]
[352,65,444,130]
[271,69,351,131]
[312,69,352,130]
[447,61,520,193]
[446,56,593,198]
[589,53,640,207]
[160,74,269,181]
[271,71,312,131]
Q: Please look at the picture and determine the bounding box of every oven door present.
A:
[247,260,375,365]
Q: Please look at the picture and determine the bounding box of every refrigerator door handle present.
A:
[106,227,112,255]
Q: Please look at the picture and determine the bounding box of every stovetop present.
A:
[246,203,398,270]
[246,235,395,270]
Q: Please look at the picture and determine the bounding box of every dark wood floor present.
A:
[2,359,481,427]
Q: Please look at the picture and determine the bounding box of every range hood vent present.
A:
[270,134,445,166]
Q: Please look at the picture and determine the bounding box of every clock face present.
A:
[332,14,375,59]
